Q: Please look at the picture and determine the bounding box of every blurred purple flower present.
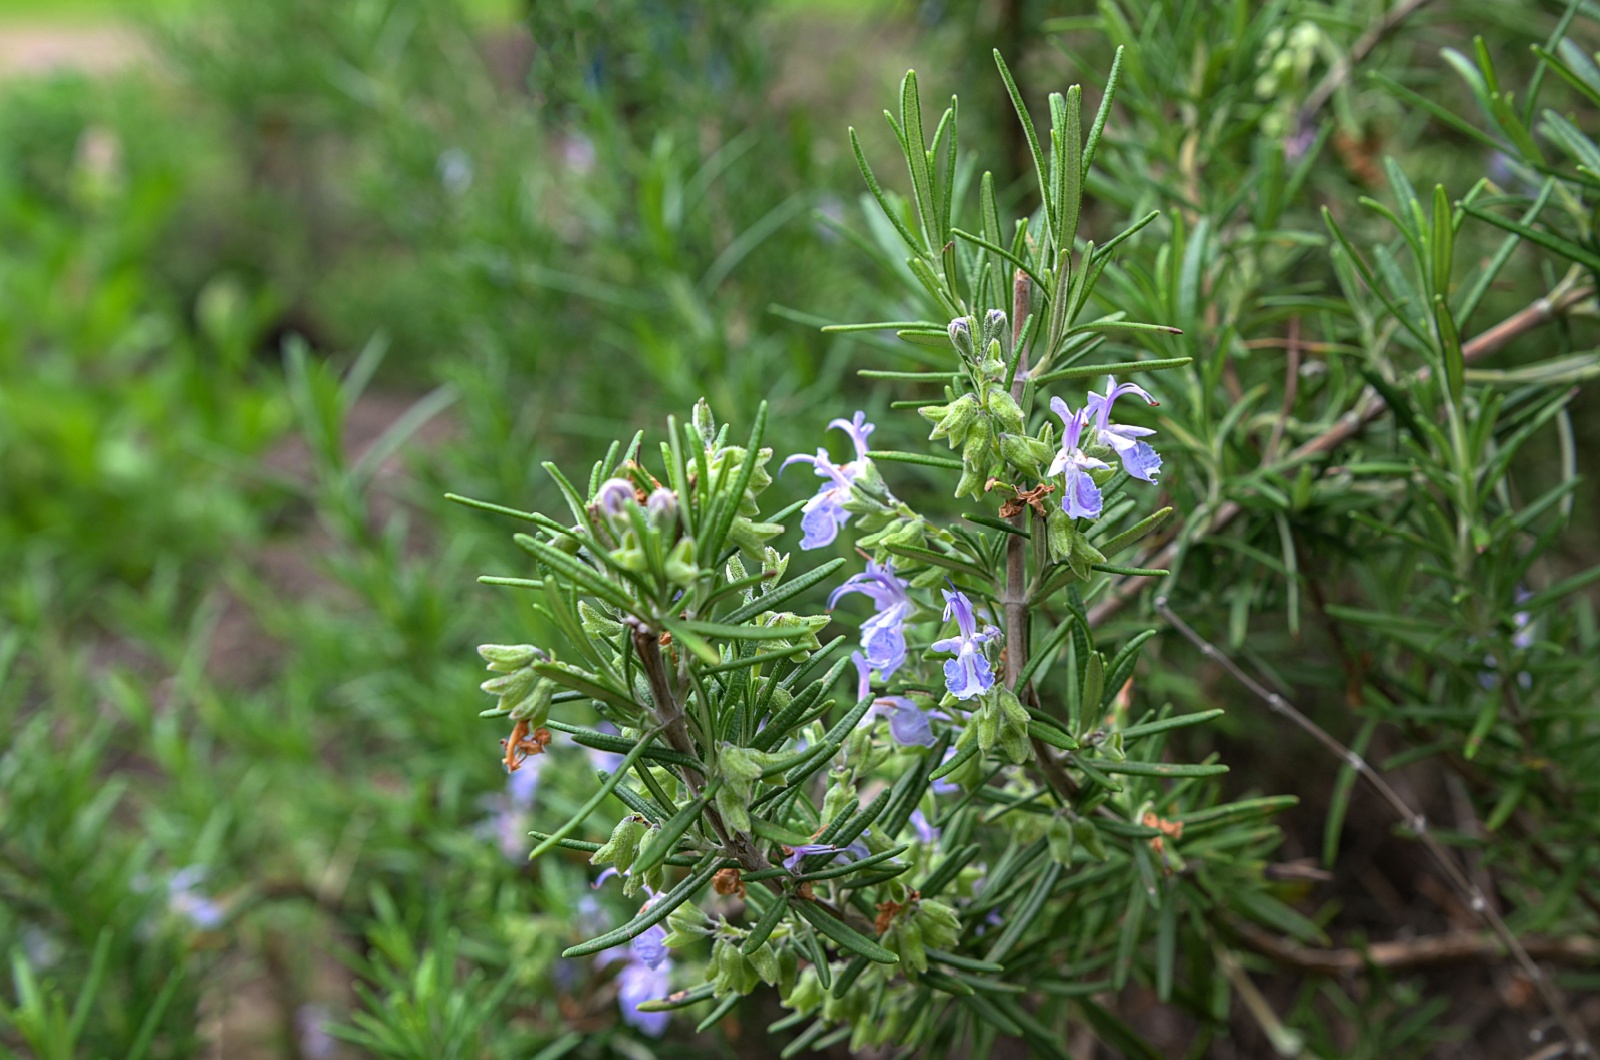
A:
[295,1004,336,1060]
[931,589,1001,700]
[831,561,912,679]
[782,412,875,550]
[1512,588,1536,651]
[167,867,224,930]
[910,808,940,844]
[1048,397,1111,520]
[931,747,962,797]
[618,956,673,1036]
[478,756,547,861]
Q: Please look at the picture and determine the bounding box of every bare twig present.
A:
[1155,599,1595,1058]
[1229,918,1600,975]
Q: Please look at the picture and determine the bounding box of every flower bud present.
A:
[664,537,699,586]
[590,814,648,874]
[920,393,977,449]
[692,398,718,449]
[1073,818,1109,861]
[1047,814,1076,865]
[477,643,543,672]
[974,695,1000,752]
[987,387,1025,436]
[646,487,678,528]
[996,686,1032,764]
[982,308,1008,350]
[947,316,974,357]
[997,433,1055,478]
[747,940,780,985]
[594,477,636,521]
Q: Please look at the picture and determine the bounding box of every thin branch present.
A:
[1156,598,1595,1059]
[1229,917,1600,975]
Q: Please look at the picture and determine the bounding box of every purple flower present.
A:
[508,758,541,810]
[478,755,546,861]
[782,842,842,873]
[295,1005,336,1060]
[1085,379,1162,483]
[781,412,875,550]
[852,652,935,747]
[167,867,225,930]
[831,561,912,679]
[618,956,673,1036]
[1512,588,1535,651]
[1048,398,1111,520]
[852,654,932,746]
[910,808,940,844]
[931,590,1002,700]
[631,922,670,970]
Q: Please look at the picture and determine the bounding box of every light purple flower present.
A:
[1049,398,1111,520]
[508,758,540,810]
[631,922,670,970]
[1512,588,1535,651]
[478,755,546,861]
[782,842,842,873]
[167,867,225,930]
[931,590,1002,700]
[831,561,912,679]
[852,652,935,747]
[781,412,875,550]
[1085,379,1162,483]
[910,808,940,844]
[618,956,673,1036]
[295,1005,336,1060]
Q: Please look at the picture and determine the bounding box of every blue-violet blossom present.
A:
[1086,378,1162,483]
[1048,398,1112,520]
[852,651,934,747]
[931,589,1002,700]
[831,560,912,679]
[781,412,875,550]
[618,956,672,1036]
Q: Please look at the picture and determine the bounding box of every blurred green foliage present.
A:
[0,0,1596,1056]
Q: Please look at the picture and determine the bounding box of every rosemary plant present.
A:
[459,55,1308,1057]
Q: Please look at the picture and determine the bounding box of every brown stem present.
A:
[630,627,770,877]
[1229,917,1600,976]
